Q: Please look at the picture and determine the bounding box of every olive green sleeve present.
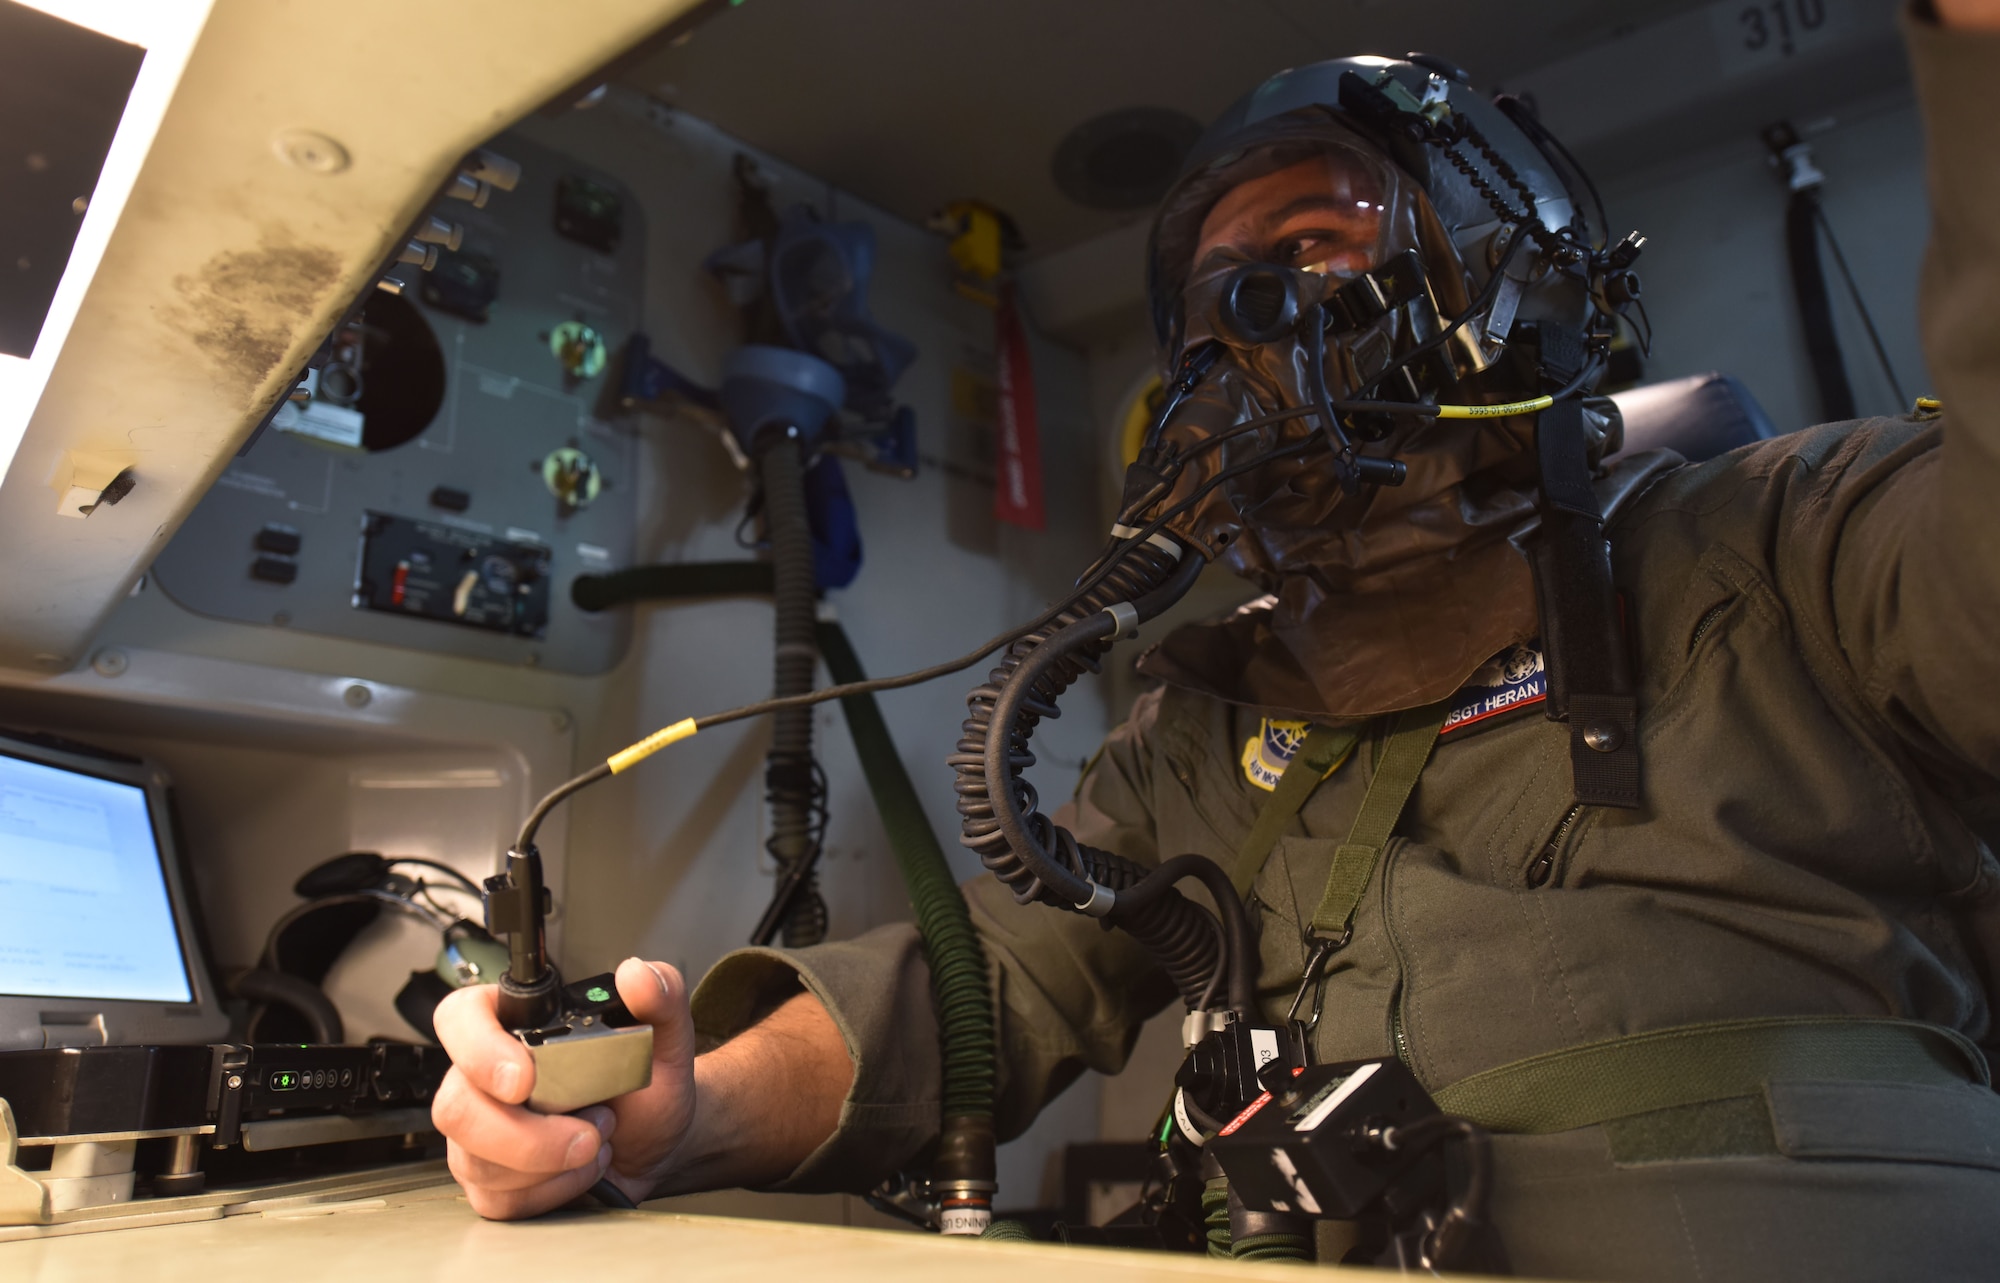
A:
[1825,15,2000,782]
[685,688,1178,1194]
[687,925,946,1193]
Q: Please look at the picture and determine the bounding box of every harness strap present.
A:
[1307,702,1449,941]
[1229,724,1360,899]
[1432,1015,1991,1135]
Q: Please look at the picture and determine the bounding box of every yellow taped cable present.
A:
[1432,395,1555,420]
[607,717,699,775]
[605,398,1537,779]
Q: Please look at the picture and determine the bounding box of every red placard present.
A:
[992,284,1046,531]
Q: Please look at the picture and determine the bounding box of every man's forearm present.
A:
[649,989,853,1197]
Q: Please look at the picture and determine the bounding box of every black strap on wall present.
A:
[1784,186,1856,422]
[572,561,773,612]
[1530,398,1641,810]
[1765,122,1856,424]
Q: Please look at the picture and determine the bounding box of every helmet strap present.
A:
[1527,389,1641,810]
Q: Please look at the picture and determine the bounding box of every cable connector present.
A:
[1605,230,1647,270]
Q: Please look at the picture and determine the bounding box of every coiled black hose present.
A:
[952,540,1241,1011]
[953,541,1179,892]
[756,440,828,947]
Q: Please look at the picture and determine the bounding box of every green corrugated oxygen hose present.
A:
[1206,1174,1311,1263]
[1202,1176,1233,1259]
[566,565,1000,1219]
[815,621,997,1118]
[815,621,998,1212]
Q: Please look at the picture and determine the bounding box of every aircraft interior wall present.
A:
[3,0,1975,1261]
[1,82,1114,1218]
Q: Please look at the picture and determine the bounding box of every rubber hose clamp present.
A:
[1074,881,1116,918]
[1108,523,1184,560]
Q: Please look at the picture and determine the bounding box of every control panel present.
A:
[148,131,645,674]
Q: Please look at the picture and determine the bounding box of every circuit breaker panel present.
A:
[149,132,643,675]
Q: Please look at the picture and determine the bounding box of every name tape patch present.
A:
[1237,641,1544,784]
[1441,642,1547,736]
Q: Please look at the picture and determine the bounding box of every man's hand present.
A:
[432,957,695,1219]
[430,958,855,1219]
[1937,0,2000,31]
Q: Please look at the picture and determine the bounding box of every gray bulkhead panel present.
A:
[150,132,644,675]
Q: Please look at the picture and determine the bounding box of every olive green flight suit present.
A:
[690,14,2000,1278]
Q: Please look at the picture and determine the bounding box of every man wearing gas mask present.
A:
[432,3,2000,1277]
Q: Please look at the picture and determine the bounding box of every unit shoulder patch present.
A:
[1440,641,1547,737]
[1240,718,1350,791]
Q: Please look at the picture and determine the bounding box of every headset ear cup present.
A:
[272,900,382,983]
[395,970,455,1043]
[292,851,391,897]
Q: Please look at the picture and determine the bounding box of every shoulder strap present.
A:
[1307,701,1449,942]
[1230,724,1359,898]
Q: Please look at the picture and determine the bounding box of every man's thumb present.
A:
[614,957,694,1066]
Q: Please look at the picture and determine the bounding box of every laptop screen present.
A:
[0,748,194,1004]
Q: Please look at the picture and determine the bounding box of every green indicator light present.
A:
[271,1070,298,1091]
[585,985,611,1004]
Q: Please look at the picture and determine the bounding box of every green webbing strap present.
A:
[1432,1015,1992,1134]
[1306,701,1450,940]
[1229,724,1360,899]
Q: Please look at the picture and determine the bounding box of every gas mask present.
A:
[1110,64,1644,734]
[1128,122,1576,719]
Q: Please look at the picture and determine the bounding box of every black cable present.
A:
[414,883,474,918]
[1545,354,1605,403]
[1110,853,1259,1016]
[386,858,483,894]
[516,362,1580,853]
[1304,300,1355,460]
[1811,203,1909,411]
[1494,94,1608,252]
[1348,229,1533,403]
[517,763,610,851]
[1622,297,1654,360]
[1140,341,1224,455]
[689,430,1324,731]
[589,1177,639,1210]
